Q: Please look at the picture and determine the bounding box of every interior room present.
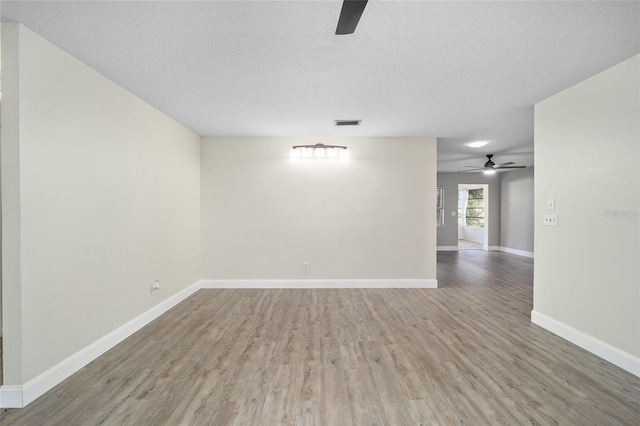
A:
[0,1,638,424]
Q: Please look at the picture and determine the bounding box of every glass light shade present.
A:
[326,147,339,158]
[314,147,326,158]
[483,169,496,175]
[301,147,313,158]
[466,140,490,148]
[339,148,351,159]
[289,148,301,159]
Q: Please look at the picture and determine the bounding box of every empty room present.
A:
[0,1,639,424]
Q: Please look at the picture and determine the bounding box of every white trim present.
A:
[200,279,438,289]
[0,386,23,408]
[437,246,459,251]
[0,280,202,408]
[531,310,640,378]
[487,246,501,251]
[499,246,534,258]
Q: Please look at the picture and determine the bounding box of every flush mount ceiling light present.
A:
[466,140,490,148]
[290,143,350,160]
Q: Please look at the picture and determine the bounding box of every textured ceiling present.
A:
[1,1,639,172]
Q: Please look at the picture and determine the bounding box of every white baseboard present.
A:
[487,246,501,251]
[0,280,202,408]
[531,310,640,377]
[437,246,458,251]
[200,279,438,289]
[500,246,534,258]
[0,386,23,408]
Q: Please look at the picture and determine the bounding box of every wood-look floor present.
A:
[2,251,639,425]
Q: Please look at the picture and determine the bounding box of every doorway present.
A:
[457,184,489,250]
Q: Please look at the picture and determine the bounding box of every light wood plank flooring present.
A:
[2,251,639,424]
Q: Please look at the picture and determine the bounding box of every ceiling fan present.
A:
[459,154,526,174]
[336,0,368,35]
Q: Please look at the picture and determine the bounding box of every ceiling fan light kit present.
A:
[458,154,526,173]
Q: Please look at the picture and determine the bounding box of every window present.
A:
[436,187,444,227]
[465,188,484,227]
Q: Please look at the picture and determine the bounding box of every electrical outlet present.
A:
[151,280,160,294]
[543,214,558,226]
[304,262,309,271]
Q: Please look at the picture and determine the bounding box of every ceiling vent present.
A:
[334,120,361,127]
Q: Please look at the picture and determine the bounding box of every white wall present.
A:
[500,167,534,253]
[534,55,639,368]
[1,24,201,386]
[200,137,437,280]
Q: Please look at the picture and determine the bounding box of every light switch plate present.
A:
[547,198,556,210]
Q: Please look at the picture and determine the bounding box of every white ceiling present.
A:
[1,1,639,172]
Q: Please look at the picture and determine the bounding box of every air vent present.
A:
[334,120,361,127]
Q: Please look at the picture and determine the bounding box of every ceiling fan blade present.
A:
[495,165,526,169]
[496,162,514,167]
[457,168,483,173]
[335,0,368,35]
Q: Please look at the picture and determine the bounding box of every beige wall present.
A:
[2,24,201,384]
[201,137,437,280]
[534,55,639,358]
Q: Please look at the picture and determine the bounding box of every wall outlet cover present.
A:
[543,214,558,226]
